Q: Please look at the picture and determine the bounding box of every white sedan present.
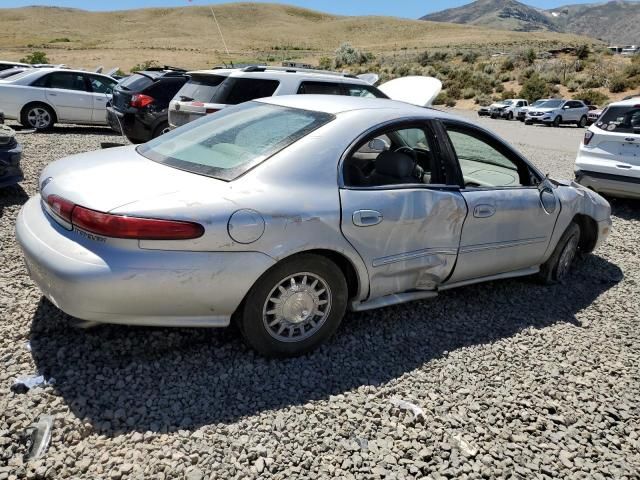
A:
[0,68,117,130]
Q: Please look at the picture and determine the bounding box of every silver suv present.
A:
[169,66,388,129]
[525,99,589,128]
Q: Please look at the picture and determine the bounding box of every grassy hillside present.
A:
[0,2,595,71]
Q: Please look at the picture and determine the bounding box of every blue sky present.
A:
[3,0,631,18]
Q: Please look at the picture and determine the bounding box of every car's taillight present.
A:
[205,108,219,115]
[583,130,594,146]
[71,206,204,240]
[45,194,75,222]
[130,94,154,108]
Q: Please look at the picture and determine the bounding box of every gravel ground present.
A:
[1,118,639,480]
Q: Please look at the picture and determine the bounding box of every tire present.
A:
[538,222,581,285]
[20,103,55,131]
[507,111,514,120]
[152,121,170,139]
[238,254,348,357]
[578,115,587,128]
[525,120,532,125]
[553,116,562,127]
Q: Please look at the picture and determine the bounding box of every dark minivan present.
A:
[107,67,188,143]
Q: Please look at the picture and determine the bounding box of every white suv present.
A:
[575,98,640,199]
[489,98,528,120]
[525,99,589,127]
[169,66,389,129]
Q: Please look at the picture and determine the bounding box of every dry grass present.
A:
[0,3,595,71]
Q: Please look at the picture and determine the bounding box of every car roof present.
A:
[609,97,640,107]
[186,67,368,85]
[22,67,115,78]
[257,94,451,118]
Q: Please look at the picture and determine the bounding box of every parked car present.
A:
[168,65,388,129]
[575,98,640,199]
[489,99,528,120]
[0,68,118,130]
[477,105,491,117]
[525,99,589,127]
[586,105,603,125]
[107,66,188,143]
[517,98,550,121]
[0,123,23,188]
[16,95,611,357]
[0,61,31,72]
[0,67,30,80]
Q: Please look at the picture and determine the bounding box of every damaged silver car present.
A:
[16,95,612,357]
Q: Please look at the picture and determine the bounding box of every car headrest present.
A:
[375,151,414,178]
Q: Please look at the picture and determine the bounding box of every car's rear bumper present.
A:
[575,169,640,199]
[107,106,164,143]
[16,195,276,327]
[0,142,23,188]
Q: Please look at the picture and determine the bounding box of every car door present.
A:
[440,121,560,283]
[44,72,93,122]
[564,101,582,122]
[339,121,467,300]
[87,74,117,124]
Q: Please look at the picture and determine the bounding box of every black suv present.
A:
[107,67,188,143]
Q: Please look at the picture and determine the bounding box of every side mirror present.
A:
[368,138,388,152]
[563,105,570,109]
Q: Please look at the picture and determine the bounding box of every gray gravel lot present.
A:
[1,116,639,479]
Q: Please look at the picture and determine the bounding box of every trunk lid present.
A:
[39,146,228,214]
[377,76,442,107]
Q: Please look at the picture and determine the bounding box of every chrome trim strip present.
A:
[459,237,547,254]
[372,247,457,267]
[440,266,539,290]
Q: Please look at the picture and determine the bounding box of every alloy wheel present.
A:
[27,107,52,129]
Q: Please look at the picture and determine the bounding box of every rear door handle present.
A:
[473,204,496,218]
[353,210,382,227]
[48,93,57,96]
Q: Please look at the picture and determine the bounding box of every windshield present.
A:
[176,74,226,102]
[137,102,334,181]
[539,100,563,109]
[596,105,640,134]
[498,100,513,106]
[531,100,546,107]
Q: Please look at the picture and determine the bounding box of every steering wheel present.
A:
[394,146,424,182]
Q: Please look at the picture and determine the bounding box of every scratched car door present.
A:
[339,122,467,300]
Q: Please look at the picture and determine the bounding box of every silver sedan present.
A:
[16,95,612,357]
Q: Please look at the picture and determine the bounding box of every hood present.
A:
[532,106,559,113]
[378,76,442,107]
[39,145,229,213]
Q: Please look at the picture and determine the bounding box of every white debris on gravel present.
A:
[1,120,639,479]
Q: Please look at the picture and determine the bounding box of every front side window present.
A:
[596,106,640,134]
[445,127,529,188]
[88,75,116,94]
[46,72,88,91]
[137,102,333,181]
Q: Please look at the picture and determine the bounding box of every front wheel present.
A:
[507,111,514,120]
[238,254,348,357]
[553,116,562,127]
[538,222,581,284]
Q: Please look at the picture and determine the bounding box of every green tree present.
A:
[520,74,549,102]
[20,51,49,64]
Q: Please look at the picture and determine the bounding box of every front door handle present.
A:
[353,210,383,227]
[473,204,496,218]
[48,93,57,96]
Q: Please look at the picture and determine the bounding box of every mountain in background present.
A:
[421,0,640,44]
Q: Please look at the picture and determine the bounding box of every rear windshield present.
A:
[596,105,640,134]
[212,78,280,105]
[539,100,563,108]
[176,74,226,102]
[117,73,154,92]
[137,102,333,181]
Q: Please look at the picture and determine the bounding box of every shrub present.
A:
[609,76,627,93]
[501,89,517,100]
[567,80,580,92]
[495,83,505,93]
[462,88,476,99]
[446,98,457,107]
[474,94,492,106]
[483,64,495,75]
[573,89,609,106]
[524,48,536,66]
[318,56,332,70]
[501,58,515,72]
[130,60,159,73]
[462,51,479,64]
[576,44,590,60]
[447,85,462,100]
[432,92,449,105]
[520,74,550,102]
[334,42,370,68]
[20,51,48,64]
[49,37,71,43]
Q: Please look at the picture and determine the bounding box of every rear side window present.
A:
[298,81,342,95]
[214,78,280,105]
[145,77,187,103]
[344,84,386,98]
[596,106,640,134]
[118,73,154,92]
[176,74,226,102]
[39,72,88,91]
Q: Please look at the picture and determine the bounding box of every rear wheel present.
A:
[152,121,170,139]
[538,222,581,284]
[239,254,348,357]
[578,115,587,128]
[553,116,562,127]
[20,103,55,131]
